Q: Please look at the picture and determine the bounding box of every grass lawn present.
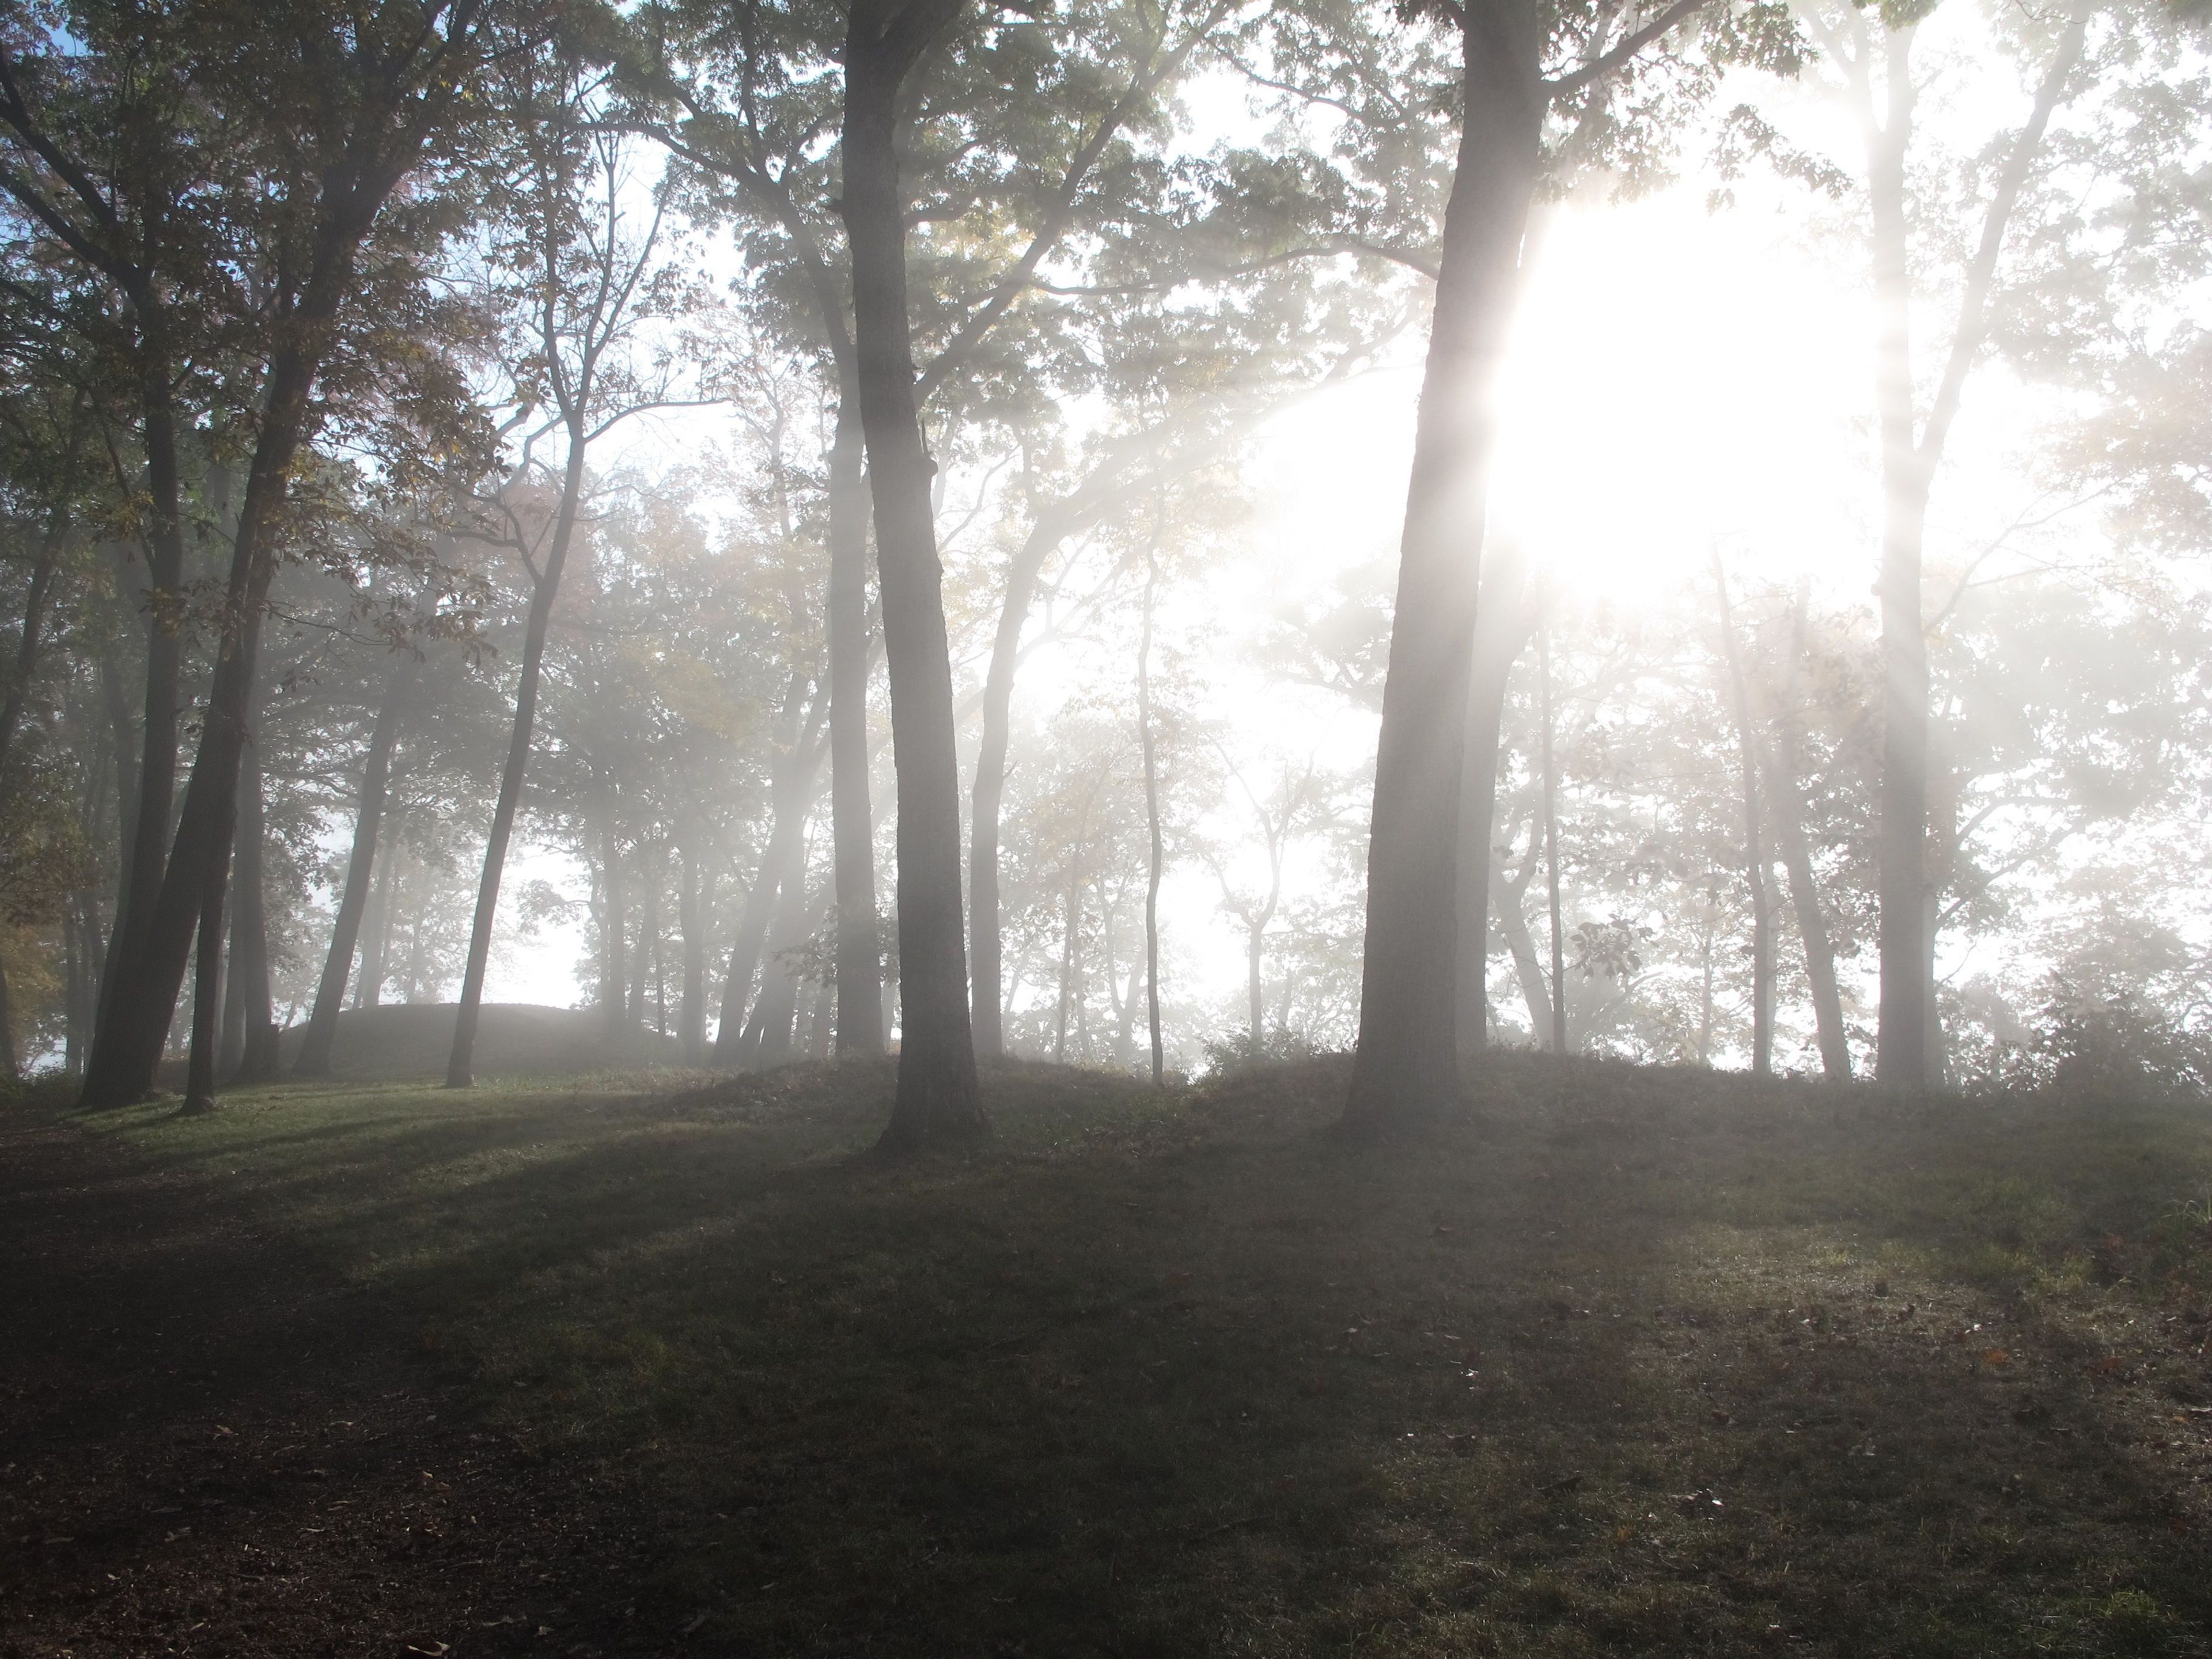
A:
[5,1052,2212,1656]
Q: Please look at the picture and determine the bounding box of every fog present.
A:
[3,0,2209,1115]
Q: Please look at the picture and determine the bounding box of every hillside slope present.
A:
[3,1054,2209,1656]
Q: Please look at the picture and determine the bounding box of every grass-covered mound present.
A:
[272,1000,686,1078]
[5,1054,2211,1656]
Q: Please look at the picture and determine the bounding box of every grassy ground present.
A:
[5,1053,2211,1657]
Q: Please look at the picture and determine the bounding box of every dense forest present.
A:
[0,0,2208,1128]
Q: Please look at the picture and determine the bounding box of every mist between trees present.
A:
[2,0,2210,1137]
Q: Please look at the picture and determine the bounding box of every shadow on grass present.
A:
[10,1051,2212,1657]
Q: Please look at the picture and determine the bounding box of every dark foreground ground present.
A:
[2,1054,2210,1658]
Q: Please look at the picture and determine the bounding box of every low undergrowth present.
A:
[36,1052,2212,1654]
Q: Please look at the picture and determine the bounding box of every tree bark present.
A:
[221,712,280,1083]
[355,825,399,1011]
[449,437,589,1088]
[1861,4,2084,1085]
[1344,1,1544,1127]
[842,0,985,1149]
[1454,541,1532,1055]
[81,321,329,1109]
[1870,44,1931,1087]
[677,821,707,1064]
[738,843,812,1069]
[1493,841,1553,1045]
[1138,538,1165,1088]
[1767,579,1850,1079]
[1539,624,1567,1057]
[87,376,188,1090]
[968,509,1066,1058]
[0,521,63,778]
[712,709,824,1064]
[825,398,886,1056]
[1713,552,1774,1075]
[599,798,627,1039]
[296,655,413,1075]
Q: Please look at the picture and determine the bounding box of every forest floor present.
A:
[3,1054,2211,1658]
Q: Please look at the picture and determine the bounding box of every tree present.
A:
[58,0,507,1111]
[840,0,984,1147]
[1336,0,1787,1127]
[449,61,695,1088]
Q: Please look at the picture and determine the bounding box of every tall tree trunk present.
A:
[81,262,370,1108]
[713,721,823,1064]
[825,399,886,1056]
[1696,900,1715,1065]
[1493,844,1553,1045]
[448,435,590,1089]
[88,379,188,1092]
[1861,5,2084,1086]
[1870,56,1933,1087]
[1455,541,1531,1056]
[296,657,412,1075]
[1713,552,1774,1075]
[1246,925,1266,1053]
[1345,5,1544,1127]
[741,848,812,1069]
[842,0,986,1149]
[222,714,280,1082]
[0,518,64,777]
[969,510,1066,1058]
[1138,537,1165,1088]
[678,823,707,1064]
[1924,740,1957,1089]
[1054,860,1078,1064]
[1539,624,1567,1057]
[635,849,659,1033]
[355,825,399,1012]
[600,801,627,1039]
[1767,580,1850,1078]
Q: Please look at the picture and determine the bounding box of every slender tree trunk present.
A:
[637,851,659,1033]
[88,382,188,1093]
[1247,925,1267,1052]
[1346,4,1544,1127]
[1455,541,1531,1055]
[1713,552,1774,1075]
[1110,914,1140,1069]
[1539,625,1567,1057]
[843,0,986,1147]
[1494,847,1553,1044]
[1925,741,1957,1088]
[448,435,590,1089]
[223,717,280,1082]
[1860,6,2084,1087]
[355,826,399,1012]
[678,824,706,1064]
[713,725,823,1063]
[1697,902,1715,1065]
[743,850,812,1069]
[1768,580,1850,1078]
[296,657,413,1075]
[1054,861,1078,1065]
[969,510,1069,1056]
[81,291,356,1108]
[600,802,627,1039]
[0,521,63,777]
[825,399,887,1056]
[181,827,228,1112]
[1138,539,1165,1088]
